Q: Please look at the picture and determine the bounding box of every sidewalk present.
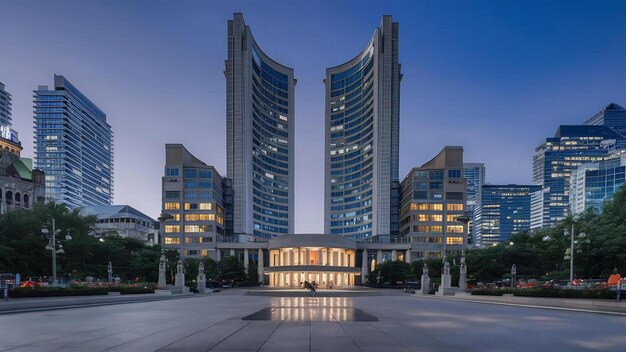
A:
[417,292,626,314]
[0,292,202,314]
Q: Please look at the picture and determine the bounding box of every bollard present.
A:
[3,287,7,301]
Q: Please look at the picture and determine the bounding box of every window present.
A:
[184,203,198,210]
[165,191,180,199]
[199,203,212,210]
[446,192,464,200]
[164,225,180,233]
[184,214,215,221]
[184,169,197,178]
[164,237,180,244]
[447,204,464,211]
[201,249,209,256]
[448,169,461,178]
[429,182,442,190]
[199,170,212,178]
[446,225,464,233]
[164,202,179,210]
[185,237,202,244]
[446,237,463,245]
[430,171,444,180]
[166,167,180,177]
[216,215,224,225]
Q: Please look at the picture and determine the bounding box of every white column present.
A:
[257,249,264,285]
[329,250,334,266]
[392,250,397,261]
[230,249,235,257]
[280,250,284,266]
[216,248,221,261]
[377,250,382,264]
[405,250,411,263]
[361,249,368,283]
[244,249,249,270]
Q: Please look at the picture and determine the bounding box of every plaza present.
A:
[1,289,626,351]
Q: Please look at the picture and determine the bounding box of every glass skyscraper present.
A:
[474,184,541,246]
[325,16,401,240]
[583,103,626,137]
[570,151,626,215]
[463,163,485,244]
[0,82,12,127]
[225,14,295,238]
[34,75,114,208]
[531,125,623,229]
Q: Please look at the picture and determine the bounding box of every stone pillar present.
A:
[392,250,397,261]
[197,261,206,293]
[329,249,334,266]
[420,263,430,294]
[362,249,369,282]
[377,250,382,264]
[437,261,453,295]
[244,249,249,270]
[405,250,411,263]
[230,249,235,257]
[157,254,167,289]
[257,249,264,285]
[216,248,221,261]
[459,251,467,291]
[280,249,284,266]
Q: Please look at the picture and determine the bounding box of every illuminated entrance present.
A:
[265,234,360,288]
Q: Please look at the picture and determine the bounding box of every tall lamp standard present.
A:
[41,218,72,286]
[563,217,588,288]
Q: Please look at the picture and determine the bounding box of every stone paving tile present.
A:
[158,320,250,352]
[209,320,282,351]
[258,321,310,351]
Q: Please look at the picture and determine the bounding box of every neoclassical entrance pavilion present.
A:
[265,234,360,288]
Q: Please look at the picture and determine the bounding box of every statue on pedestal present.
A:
[459,250,467,291]
[157,254,167,289]
[197,261,206,293]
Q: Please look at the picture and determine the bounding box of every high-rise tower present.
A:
[34,75,114,208]
[225,14,295,238]
[324,16,401,240]
[0,82,12,127]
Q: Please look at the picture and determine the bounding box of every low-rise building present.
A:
[81,205,157,244]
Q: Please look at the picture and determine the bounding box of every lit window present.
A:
[164,237,180,244]
[446,237,463,245]
[164,202,179,210]
[199,203,212,210]
[446,225,464,233]
[164,225,180,233]
[447,204,464,211]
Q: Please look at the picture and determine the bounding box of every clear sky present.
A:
[1,0,625,232]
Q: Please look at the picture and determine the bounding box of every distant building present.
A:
[161,144,226,259]
[463,163,485,244]
[583,103,626,137]
[570,150,626,215]
[225,14,295,239]
[0,151,45,214]
[474,184,541,246]
[81,205,157,244]
[34,75,114,209]
[400,147,467,259]
[0,82,12,127]
[531,124,624,229]
[325,15,401,240]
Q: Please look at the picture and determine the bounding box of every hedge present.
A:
[108,287,155,294]
[9,287,109,298]
[470,289,504,296]
[513,288,616,299]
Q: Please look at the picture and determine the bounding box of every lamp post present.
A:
[41,218,72,286]
[563,218,588,288]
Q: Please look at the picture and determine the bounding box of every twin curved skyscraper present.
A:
[225,13,400,240]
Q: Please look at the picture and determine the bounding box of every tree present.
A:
[218,256,246,282]
[372,260,411,284]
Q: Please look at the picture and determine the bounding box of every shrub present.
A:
[513,288,616,299]
[9,287,109,298]
[470,289,504,296]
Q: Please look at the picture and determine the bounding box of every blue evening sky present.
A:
[1,1,625,232]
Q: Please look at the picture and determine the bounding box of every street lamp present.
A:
[563,218,589,287]
[41,218,72,286]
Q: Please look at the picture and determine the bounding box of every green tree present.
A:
[218,256,246,282]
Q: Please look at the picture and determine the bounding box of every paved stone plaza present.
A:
[1,289,626,351]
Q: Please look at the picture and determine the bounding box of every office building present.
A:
[0,82,11,127]
[34,75,113,208]
[463,163,485,244]
[161,144,226,259]
[81,205,157,244]
[474,184,541,246]
[225,13,295,239]
[531,125,623,229]
[570,150,626,215]
[325,15,401,240]
[399,147,467,259]
[583,103,626,137]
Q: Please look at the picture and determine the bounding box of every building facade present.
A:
[161,144,226,258]
[324,15,401,240]
[34,75,114,209]
[570,151,626,215]
[0,82,11,127]
[81,205,157,244]
[463,163,485,244]
[583,103,626,137]
[399,147,467,259]
[531,125,623,230]
[474,184,541,246]
[0,150,46,214]
[225,14,295,239]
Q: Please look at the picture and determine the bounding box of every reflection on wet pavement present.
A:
[242,297,378,321]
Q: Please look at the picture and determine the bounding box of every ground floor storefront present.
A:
[267,271,358,288]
